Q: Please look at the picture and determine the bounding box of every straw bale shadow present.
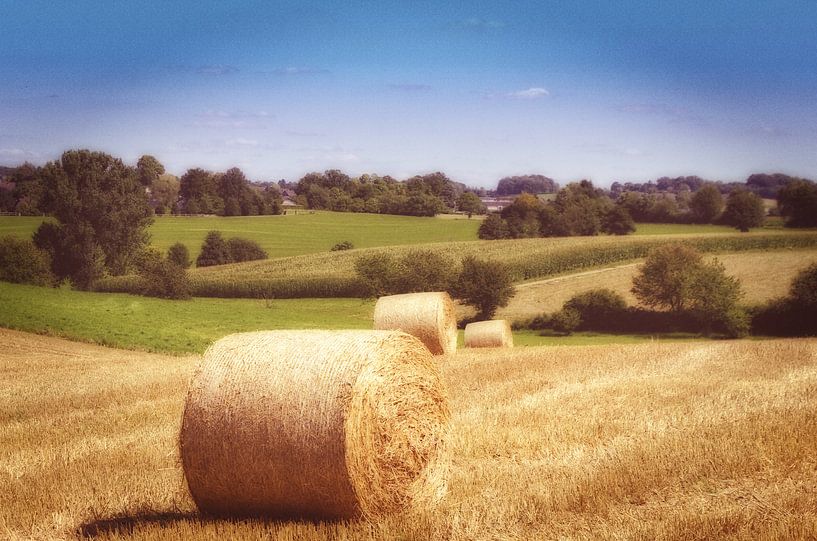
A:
[77,511,212,538]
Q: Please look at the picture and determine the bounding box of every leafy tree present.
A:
[550,307,581,335]
[632,244,704,312]
[478,213,510,239]
[394,249,457,294]
[722,189,765,231]
[33,150,153,288]
[777,179,817,227]
[151,173,180,214]
[563,289,627,331]
[790,262,817,310]
[167,242,191,268]
[137,249,190,300]
[457,191,486,217]
[0,235,54,286]
[136,155,165,186]
[500,193,544,237]
[689,184,724,223]
[354,252,402,297]
[496,174,558,195]
[196,231,231,267]
[451,256,514,319]
[227,237,268,262]
[603,206,636,235]
[180,168,222,214]
[751,262,817,336]
[632,243,746,337]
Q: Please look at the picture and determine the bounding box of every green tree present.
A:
[196,231,231,267]
[478,213,510,239]
[777,180,817,227]
[0,235,54,286]
[137,249,190,300]
[151,173,180,214]
[167,242,191,268]
[136,155,165,186]
[603,206,636,235]
[689,184,724,223]
[457,192,486,217]
[227,237,268,262]
[500,193,544,237]
[451,256,514,319]
[632,244,704,312]
[790,262,817,310]
[722,189,765,231]
[33,150,153,288]
[687,259,747,336]
[180,168,222,214]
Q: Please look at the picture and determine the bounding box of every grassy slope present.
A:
[0,282,374,353]
[501,248,817,319]
[0,281,706,354]
[3,330,815,540]
[0,212,480,258]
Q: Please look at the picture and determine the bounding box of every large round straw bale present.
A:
[464,319,513,348]
[373,292,458,355]
[180,330,450,520]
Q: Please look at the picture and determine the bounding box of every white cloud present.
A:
[507,87,549,99]
[269,67,329,75]
[0,148,38,158]
[225,138,259,147]
[196,65,239,76]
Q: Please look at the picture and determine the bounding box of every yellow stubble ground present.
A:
[1,328,815,540]
[499,249,817,320]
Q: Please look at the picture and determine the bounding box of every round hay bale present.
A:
[373,292,458,355]
[464,320,513,348]
[180,330,450,520]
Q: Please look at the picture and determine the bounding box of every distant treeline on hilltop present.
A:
[0,151,814,221]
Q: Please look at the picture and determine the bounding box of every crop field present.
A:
[2,329,815,540]
[0,212,480,259]
[500,248,817,320]
[94,230,817,299]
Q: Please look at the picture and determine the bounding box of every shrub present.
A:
[478,214,510,239]
[227,237,267,263]
[550,307,581,335]
[451,256,514,319]
[196,231,231,267]
[0,235,55,286]
[167,242,191,269]
[751,262,817,336]
[394,249,458,294]
[790,262,817,310]
[722,189,765,231]
[603,206,636,235]
[564,288,627,331]
[136,250,190,300]
[354,252,402,297]
[331,240,355,251]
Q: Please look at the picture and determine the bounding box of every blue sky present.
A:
[1,1,816,187]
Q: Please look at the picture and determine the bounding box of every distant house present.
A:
[479,195,516,212]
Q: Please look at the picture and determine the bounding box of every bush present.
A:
[451,256,514,319]
[722,189,765,231]
[790,262,817,310]
[227,237,267,263]
[563,288,628,331]
[478,213,510,239]
[603,206,636,235]
[136,250,190,300]
[331,240,354,251]
[196,231,231,267]
[550,307,581,335]
[167,242,191,269]
[354,252,402,297]
[0,235,55,286]
[751,262,817,336]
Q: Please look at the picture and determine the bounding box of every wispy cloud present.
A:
[286,130,326,137]
[225,137,259,147]
[507,87,549,99]
[264,67,330,76]
[616,102,709,128]
[191,110,273,129]
[0,148,39,158]
[195,65,239,76]
[387,83,432,93]
[460,17,505,30]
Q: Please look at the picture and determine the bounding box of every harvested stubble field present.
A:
[94,230,817,299]
[500,248,817,319]
[2,328,816,540]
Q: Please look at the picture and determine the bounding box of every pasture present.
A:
[0,212,480,259]
[2,329,815,540]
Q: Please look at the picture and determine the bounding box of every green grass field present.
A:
[0,281,710,354]
[0,212,480,259]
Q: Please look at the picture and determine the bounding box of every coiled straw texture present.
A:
[180,330,450,520]
[372,292,458,355]
[464,319,514,348]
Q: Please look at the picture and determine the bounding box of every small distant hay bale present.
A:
[180,330,450,520]
[373,292,458,355]
[464,320,513,348]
